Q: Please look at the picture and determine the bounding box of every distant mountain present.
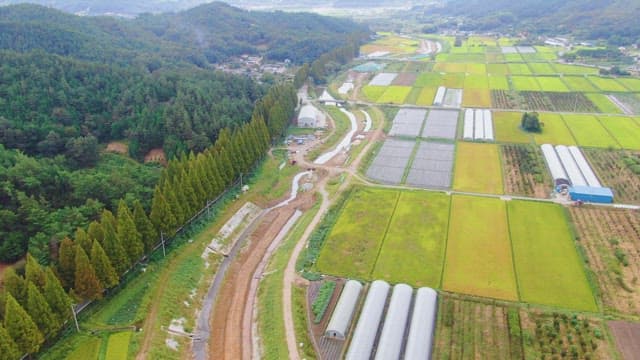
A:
[0,0,208,16]
[432,0,640,45]
[0,2,369,65]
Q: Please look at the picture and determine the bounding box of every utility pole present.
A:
[71,304,80,332]
[161,231,166,257]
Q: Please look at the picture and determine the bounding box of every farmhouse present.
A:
[325,280,362,340]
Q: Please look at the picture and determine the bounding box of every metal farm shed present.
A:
[570,186,614,204]
[568,146,601,187]
[325,280,363,340]
[555,145,587,187]
[463,109,474,140]
[345,280,390,360]
[374,283,413,360]
[404,287,438,360]
[541,144,570,190]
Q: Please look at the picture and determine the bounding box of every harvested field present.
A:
[442,73,465,88]
[501,144,551,197]
[391,72,418,86]
[530,113,575,145]
[372,191,450,287]
[406,141,455,188]
[366,138,415,184]
[509,201,597,312]
[421,109,459,140]
[432,295,523,359]
[434,62,465,73]
[569,206,640,315]
[493,111,532,143]
[586,93,625,114]
[443,195,517,301]
[583,149,640,204]
[609,321,640,360]
[562,114,620,148]
[599,116,640,149]
[462,88,492,108]
[316,187,399,280]
[453,142,504,194]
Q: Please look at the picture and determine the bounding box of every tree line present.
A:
[0,83,297,358]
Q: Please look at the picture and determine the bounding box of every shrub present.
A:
[311,281,336,324]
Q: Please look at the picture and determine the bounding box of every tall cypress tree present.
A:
[26,282,58,337]
[74,246,103,301]
[90,240,119,290]
[117,200,144,265]
[87,221,105,246]
[180,171,199,216]
[74,227,92,255]
[25,253,46,290]
[4,267,27,306]
[133,200,158,252]
[162,181,185,225]
[150,186,177,237]
[56,237,76,290]
[101,210,129,275]
[43,267,72,325]
[4,294,43,355]
[0,323,21,360]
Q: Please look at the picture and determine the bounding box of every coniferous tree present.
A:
[101,210,129,274]
[43,267,72,325]
[25,253,46,290]
[4,267,27,306]
[87,221,105,246]
[57,237,76,290]
[90,240,119,289]
[150,186,177,237]
[117,200,144,265]
[74,227,92,255]
[162,181,185,225]
[180,171,199,215]
[26,282,58,337]
[74,246,103,301]
[133,200,157,252]
[4,294,43,355]
[0,323,21,360]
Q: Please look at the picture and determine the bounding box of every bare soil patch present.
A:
[144,148,167,165]
[391,73,418,86]
[569,206,640,315]
[106,141,128,154]
[609,320,640,360]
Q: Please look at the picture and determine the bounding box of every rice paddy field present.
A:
[453,142,503,194]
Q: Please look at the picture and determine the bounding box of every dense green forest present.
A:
[429,0,640,45]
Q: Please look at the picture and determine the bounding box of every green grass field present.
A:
[488,75,510,90]
[536,77,570,92]
[588,76,628,92]
[505,53,524,62]
[462,88,492,108]
[553,64,598,75]
[362,85,387,102]
[443,195,518,301]
[511,76,541,91]
[598,116,640,149]
[531,113,576,145]
[105,332,132,360]
[443,73,465,88]
[316,187,399,279]
[466,63,487,74]
[464,74,489,89]
[562,114,620,148]
[617,77,640,91]
[528,62,556,75]
[493,112,532,143]
[65,336,101,360]
[487,63,510,75]
[453,142,503,194]
[416,87,437,106]
[508,63,532,75]
[508,201,597,312]
[415,73,443,87]
[377,86,412,104]
[586,93,624,114]
[563,76,599,92]
[372,191,450,288]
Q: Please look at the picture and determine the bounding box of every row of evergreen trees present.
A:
[0,83,297,358]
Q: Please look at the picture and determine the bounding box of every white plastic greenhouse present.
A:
[483,109,494,141]
[473,109,484,140]
[325,280,363,340]
[404,287,438,360]
[568,146,601,187]
[463,109,474,140]
[541,144,570,189]
[373,283,413,360]
[555,145,587,187]
[345,280,390,360]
